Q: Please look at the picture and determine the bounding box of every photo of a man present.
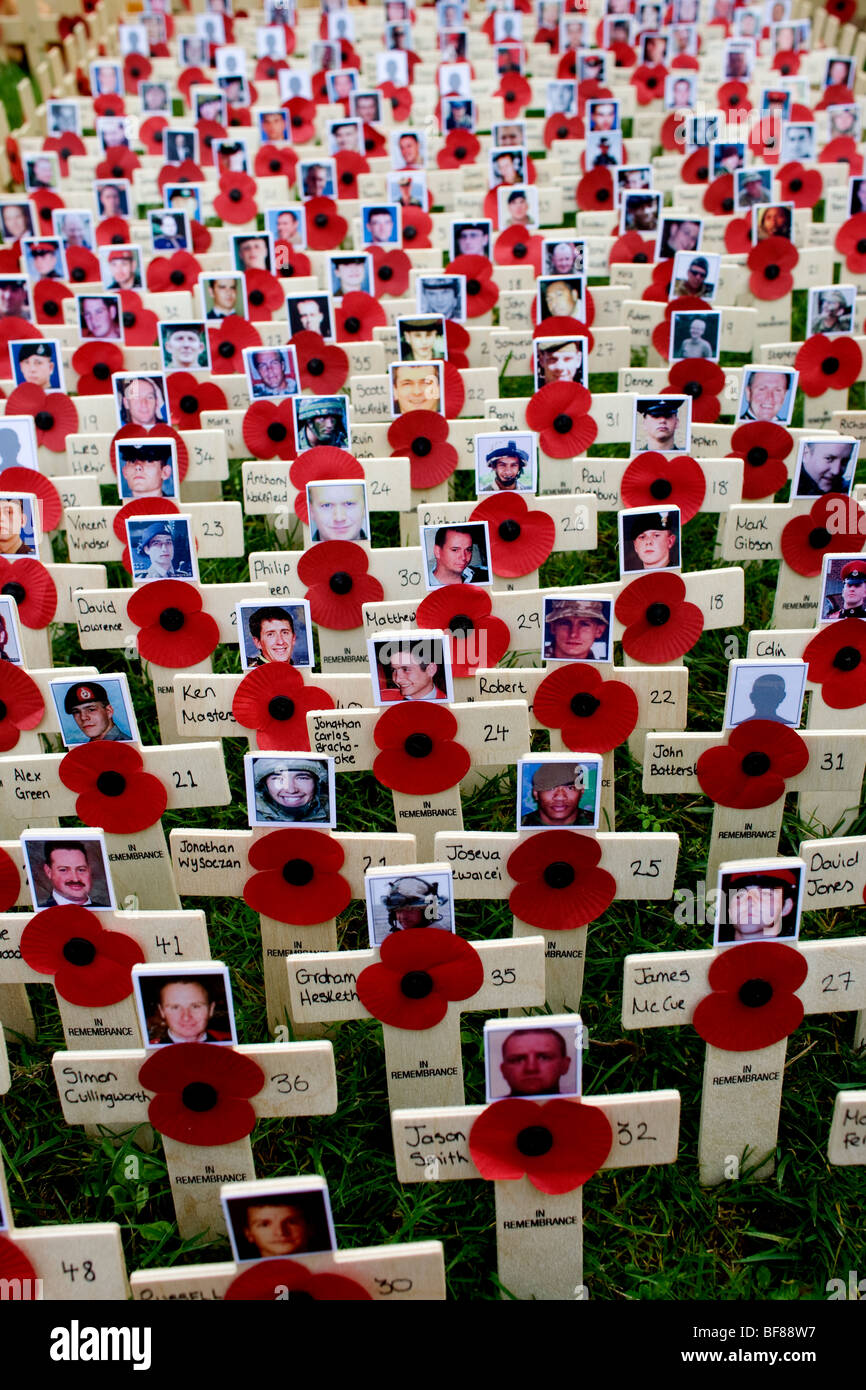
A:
[476,437,534,493]
[370,635,452,703]
[486,1021,581,1100]
[621,509,681,574]
[543,599,611,661]
[57,680,133,744]
[793,439,856,498]
[424,523,490,587]
[737,369,796,425]
[24,836,114,910]
[518,759,600,827]
[715,863,803,945]
[633,398,690,454]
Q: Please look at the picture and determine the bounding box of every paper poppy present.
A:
[696,720,809,810]
[5,136,23,185]
[284,96,316,144]
[441,362,466,419]
[621,452,706,523]
[208,315,263,375]
[616,572,704,664]
[138,115,168,158]
[253,145,298,181]
[681,148,711,184]
[724,215,752,254]
[835,213,866,274]
[776,161,822,210]
[0,318,42,374]
[304,197,349,252]
[95,148,139,181]
[156,160,204,193]
[71,339,123,396]
[416,585,511,679]
[781,493,866,577]
[123,52,152,90]
[387,412,459,491]
[400,205,433,249]
[59,741,168,833]
[244,827,350,925]
[576,165,614,212]
[378,82,412,121]
[20,906,145,1006]
[369,245,411,300]
[373,701,470,794]
[146,250,202,295]
[127,580,220,667]
[662,360,725,425]
[0,846,18,910]
[444,319,471,371]
[165,374,227,432]
[357,929,483,1032]
[92,91,125,117]
[819,136,862,175]
[533,663,639,755]
[336,292,388,343]
[225,1261,370,1302]
[493,224,543,273]
[232,663,336,752]
[803,619,866,710]
[442,254,498,318]
[290,448,362,523]
[747,238,798,300]
[692,942,807,1052]
[244,268,284,321]
[290,331,349,394]
[544,113,584,149]
[826,0,856,18]
[471,492,555,578]
[35,281,74,327]
[42,132,86,177]
[0,1238,37,1290]
[242,399,297,461]
[795,334,862,397]
[0,661,43,751]
[196,119,229,169]
[255,54,288,80]
[65,246,101,285]
[4,384,77,453]
[507,830,617,932]
[525,381,597,459]
[118,290,159,347]
[297,540,384,630]
[334,150,370,201]
[0,555,56,629]
[703,173,735,216]
[140,1043,265,1147]
[469,1097,613,1195]
[494,73,532,118]
[213,172,258,224]
[609,230,655,266]
[729,421,793,501]
[631,62,668,104]
[360,122,387,159]
[29,189,64,232]
[437,130,481,169]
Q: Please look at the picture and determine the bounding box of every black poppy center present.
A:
[379,264,393,282]
[291,115,304,129]
[268,696,295,721]
[153,129,163,146]
[596,186,610,203]
[729,94,740,106]
[39,206,52,224]
[34,411,54,432]
[543,860,575,890]
[411,436,431,456]
[741,750,771,777]
[111,233,124,244]
[570,692,600,718]
[448,614,473,636]
[180,394,198,415]
[821,356,840,376]
[404,732,433,759]
[2,581,25,604]
[93,362,110,381]
[43,299,59,317]
[218,341,235,359]
[282,857,314,887]
[649,478,673,500]
[858,239,866,255]
[62,937,97,966]
[553,413,573,434]
[646,602,670,627]
[340,171,354,188]
[722,197,734,213]
[303,357,324,380]
[344,316,361,334]
[266,422,287,443]
[557,125,569,138]
[159,606,185,632]
[498,519,521,542]
[314,213,329,228]
[790,178,802,193]
[110,164,124,178]
[765,264,780,281]
[228,187,242,204]
[249,289,264,307]
[400,970,433,999]
[696,164,708,181]
[634,251,648,263]
[329,571,353,595]
[123,311,135,329]
[516,1124,554,1157]
[96,770,126,797]
[454,145,467,160]
[467,278,481,297]
[747,446,768,467]
[269,159,281,174]
[181,1082,218,1112]
[504,91,515,103]
[512,241,527,258]
[404,225,417,242]
[365,137,375,153]
[809,526,832,550]
[646,76,658,89]
[738,978,773,1009]
[170,270,185,286]
[833,645,861,671]
[0,700,6,721]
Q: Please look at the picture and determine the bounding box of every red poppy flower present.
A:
[93,217,131,251]
[304,197,349,252]
[0,555,56,629]
[662,360,725,424]
[378,82,412,121]
[721,220,752,261]
[827,0,857,16]
[237,269,281,323]
[0,846,18,910]
[123,51,152,91]
[437,130,481,169]
[4,384,77,453]
[471,492,555,578]
[415,586,510,679]
[156,160,204,194]
[747,238,798,300]
[696,720,809,810]
[127,580,220,667]
[20,906,145,1006]
[95,148,139,181]
[443,320,470,371]
[0,1237,36,1289]
[213,172,258,224]
[335,292,387,343]
[493,73,532,118]
[253,145,297,182]
[0,660,43,750]
[492,224,543,274]
[289,448,362,523]
[290,332,349,395]
[776,161,822,210]
[178,69,206,106]
[60,741,168,833]
[275,244,312,283]
[357,929,483,1032]
[470,1097,613,1195]
[166,374,227,431]
[255,54,288,80]
[30,278,70,330]
[118,290,159,347]
[333,150,370,202]
[608,230,654,266]
[5,136,23,185]
[533,663,639,755]
[681,148,711,184]
[621,452,705,523]
[361,122,387,159]
[386,412,458,491]
[298,541,384,630]
[283,96,316,144]
[140,1043,265,1147]
[225,1261,370,1301]
[703,173,735,216]
[368,245,411,301]
[139,116,168,158]
[631,62,667,104]
[42,132,86,177]
[232,662,336,752]
[525,382,597,459]
[781,493,865,576]
[506,830,617,932]
[110,425,189,484]
[577,79,613,111]
[835,213,866,274]
[616,572,704,663]
[576,165,615,212]
[0,318,41,375]
[795,334,862,397]
[771,48,800,75]
[208,315,263,375]
[195,119,228,169]
[803,619,866,710]
[819,137,862,175]
[0,467,61,532]
[442,254,497,319]
[729,421,793,500]
[373,701,470,794]
[242,399,297,461]
[543,114,584,152]
[243,826,350,926]
[65,246,101,285]
[693,942,807,1052]
[29,189,64,234]
[400,205,433,249]
[146,251,202,294]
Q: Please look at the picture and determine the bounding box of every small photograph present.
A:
[162,192,201,228]
[329,252,372,301]
[542,237,585,276]
[117,439,179,503]
[735,166,773,210]
[585,130,622,168]
[578,50,607,83]
[286,292,333,340]
[828,103,860,140]
[195,10,225,43]
[421,520,491,589]
[0,491,37,555]
[723,39,754,80]
[560,14,587,48]
[485,1015,583,1101]
[163,129,199,165]
[633,396,692,455]
[674,0,701,20]
[760,88,791,121]
[351,90,383,125]
[492,120,526,149]
[217,75,250,109]
[734,5,762,35]
[292,395,351,452]
[820,555,866,621]
[11,340,63,392]
[714,859,804,946]
[737,368,797,425]
[672,251,719,300]
[619,506,682,574]
[300,159,337,201]
[490,145,527,189]
[386,171,428,210]
[0,416,37,474]
[808,285,856,337]
[389,360,445,417]
[256,25,288,59]
[278,69,313,103]
[669,310,721,363]
[844,170,863,216]
[638,32,668,66]
[222,1177,336,1264]
[390,129,427,172]
[475,433,536,495]
[439,25,468,62]
[361,204,401,247]
[711,141,745,178]
[133,963,237,1047]
[0,200,34,244]
[397,315,447,362]
[90,60,124,97]
[95,116,132,153]
[377,50,410,87]
[495,42,524,77]
[587,98,619,132]
[534,335,588,389]
[683,113,720,150]
[824,55,854,89]
[232,233,274,274]
[139,81,170,114]
[368,632,454,704]
[792,436,857,499]
[603,14,634,46]
[326,69,360,109]
[306,480,369,544]
[537,274,585,324]
[437,61,472,97]
[753,201,794,243]
[0,276,32,323]
[160,321,210,373]
[267,206,306,251]
[21,237,66,283]
[724,659,807,730]
[99,244,143,293]
[95,181,131,221]
[215,139,250,176]
[245,752,336,827]
[22,830,116,911]
[0,593,24,664]
[243,345,300,401]
[327,118,363,155]
[119,21,149,55]
[616,167,652,203]
[179,35,210,66]
[201,273,247,322]
[665,73,696,110]
[113,373,169,430]
[46,100,81,136]
[545,80,577,118]
[50,674,140,747]
[451,220,492,261]
[258,108,290,144]
[443,96,475,132]
[621,190,662,234]
[516,755,602,829]
[656,217,702,261]
[53,209,95,251]
[194,89,227,126]
[384,19,412,51]
[126,514,198,584]
[780,122,816,163]
[494,9,522,40]
[543,597,612,662]
[365,865,455,947]
[215,43,246,78]
[236,600,313,670]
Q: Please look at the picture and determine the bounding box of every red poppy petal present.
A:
[225,1262,371,1301]
[0,847,20,910]
[0,1236,37,1287]
[148,1091,257,1146]
[469,1098,613,1194]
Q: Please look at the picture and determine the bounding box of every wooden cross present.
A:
[827,1089,866,1173]
[284,935,546,1109]
[391,1088,680,1300]
[799,831,866,1051]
